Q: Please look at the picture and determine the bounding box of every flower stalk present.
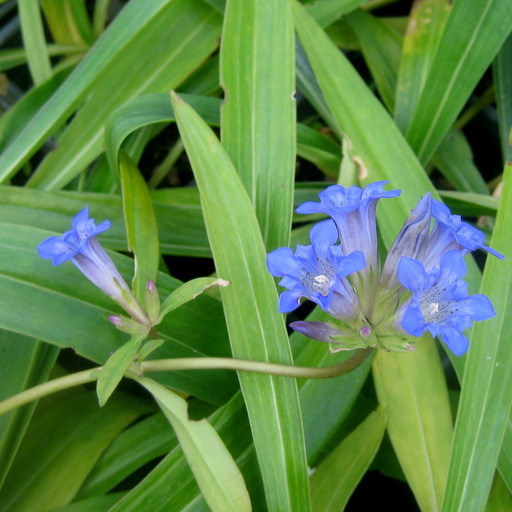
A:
[0,349,373,417]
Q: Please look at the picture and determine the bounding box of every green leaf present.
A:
[41,0,94,46]
[438,190,499,217]
[373,336,453,512]
[310,406,386,512]
[304,0,367,28]
[394,0,450,132]
[291,306,375,464]
[0,390,151,511]
[0,0,176,184]
[172,91,311,511]
[119,151,160,302]
[220,0,295,250]
[159,277,230,321]
[493,32,512,164]
[104,393,266,511]
[18,0,52,85]
[431,128,489,194]
[296,123,341,180]
[0,333,59,487]
[134,377,251,512]
[441,164,512,512]
[105,93,220,174]
[95,334,146,408]
[76,412,176,498]
[27,0,222,191]
[45,493,126,512]
[405,0,512,163]
[344,8,403,112]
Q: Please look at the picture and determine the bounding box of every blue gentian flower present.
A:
[296,181,400,276]
[38,207,149,325]
[421,200,505,269]
[380,193,432,290]
[266,220,365,320]
[396,251,495,356]
[267,182,502,356]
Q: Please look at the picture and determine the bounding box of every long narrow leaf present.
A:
[373,336,453,511]
[310,406,386,511]
[441,164,512,512]
[18,0,52,85]
[0,0,174,184]
[394,0,450,132]
[119,152,159,302]
[172,92,311,511]
[134,377,251,512]
[27,0,221,191]
[405,0,512,164]
[220,0,295,250]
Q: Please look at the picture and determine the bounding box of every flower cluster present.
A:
[267,182,504,356]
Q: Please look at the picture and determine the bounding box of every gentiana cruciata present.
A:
[267,182,504,356]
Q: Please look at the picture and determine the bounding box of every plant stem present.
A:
[140,349,373,378]
[0,348,373,416]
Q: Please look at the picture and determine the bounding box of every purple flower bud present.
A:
[109,315,150,336]
[145,279,161,325]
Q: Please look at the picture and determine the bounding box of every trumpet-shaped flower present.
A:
[421,200,505,269]
[266,220,365,320]
[38,207,149,325]
[397,251,495,356]
[296,181,400,275]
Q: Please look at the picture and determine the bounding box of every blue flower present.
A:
[38,207,111,265]
[266,220,365,320]
[38,207,149,325]
[397,251,495,356]
[421,200,505,269]
[296,181,400,272]
[381,193,432,290]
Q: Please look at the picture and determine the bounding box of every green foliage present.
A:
[0,1,510,511]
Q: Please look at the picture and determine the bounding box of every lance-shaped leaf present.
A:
[441,163,512,512]
[220,0,295,250]
[0,0,176,184]
[172,91,311,511]
[158,277,230,323]
[95,334,147,408]
[310,406,386,512]
[134,377,251,512]
[119,151,159,303]
[404,0,512,164]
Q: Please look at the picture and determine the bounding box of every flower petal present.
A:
[37,236,77,266]
[398,257,428,292]
[438,326,470,356]
[401,304,426,337]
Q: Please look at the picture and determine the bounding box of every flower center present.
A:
[312,274,330,295]
[428,302,440,314]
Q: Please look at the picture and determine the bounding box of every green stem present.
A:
[0,348,373,417]
[140,349,372,378]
